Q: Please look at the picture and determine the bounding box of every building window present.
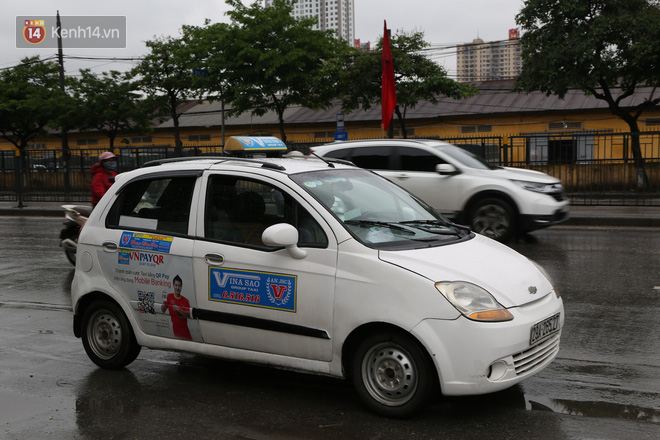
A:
[548,122,583,130]
[188,134,212,142]
[76,139,98,146]
[314,131,335,139]
[461,125,493,133]
[527,134,595,165]
[131,136,153,143]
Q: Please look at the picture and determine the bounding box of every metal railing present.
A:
[1,133,659,206]
[505,132,660,206]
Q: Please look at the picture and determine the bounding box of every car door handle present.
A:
[396,173,410,180]
[102,241,118,252]
[204,253,225,265]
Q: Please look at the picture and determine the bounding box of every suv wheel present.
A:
[469,198,515,242]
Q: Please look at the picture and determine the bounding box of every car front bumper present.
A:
[411,296,564,396]
[519,208,570,232]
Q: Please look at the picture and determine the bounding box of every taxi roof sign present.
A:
[224,136,287,151]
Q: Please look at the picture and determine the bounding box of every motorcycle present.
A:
[59,204,92,265]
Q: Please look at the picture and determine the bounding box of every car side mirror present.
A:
[436,163,460,175]
[262,223,307,259]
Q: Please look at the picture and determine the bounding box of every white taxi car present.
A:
[72,139,563,417]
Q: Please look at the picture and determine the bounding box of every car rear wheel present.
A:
[82,300,141,370]
[469,198,516,242]
[351,331,435,418]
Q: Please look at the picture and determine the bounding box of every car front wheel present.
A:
[81,300,141,370]
[351,331,436,418]
[469,198,516,242]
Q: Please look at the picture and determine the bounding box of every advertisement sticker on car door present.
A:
[209,267,297,312]
[98,236,201,342]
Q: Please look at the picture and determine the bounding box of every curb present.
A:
[0,208,64,217]
[562,216,660,228]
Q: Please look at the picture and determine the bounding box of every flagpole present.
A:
[381,20,396,135]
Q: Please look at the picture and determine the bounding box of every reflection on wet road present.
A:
[510,226,660,434]
[525,395,660,422]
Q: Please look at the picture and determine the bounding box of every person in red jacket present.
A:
[90,151,117,207]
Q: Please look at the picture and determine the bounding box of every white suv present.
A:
[312,139,569,241]
[72,146,563,417]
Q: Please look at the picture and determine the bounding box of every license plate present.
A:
[530,313,560,345]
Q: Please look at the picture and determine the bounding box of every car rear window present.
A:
[106,176,196,235]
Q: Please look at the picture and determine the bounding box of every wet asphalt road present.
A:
[0,217,658,440]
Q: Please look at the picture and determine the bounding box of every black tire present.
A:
[351,331,436,418]
[81,300,141,370]
[468,198,516,242]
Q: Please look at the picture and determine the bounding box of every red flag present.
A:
[381,20,396,131]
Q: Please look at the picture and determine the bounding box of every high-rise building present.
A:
[456,29,522,82]
[265,0,355,43]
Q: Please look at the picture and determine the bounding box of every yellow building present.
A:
[2,79,659,159]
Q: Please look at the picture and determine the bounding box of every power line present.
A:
[1,37,515,73]
[0,55,60,71]
[0,54,145,72]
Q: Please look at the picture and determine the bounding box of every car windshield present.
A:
[434,145,498,170]
[290,168,470,249]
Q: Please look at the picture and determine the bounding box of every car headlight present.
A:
[435,281,513,322]
[530,259,561,298]
[512,180,562,194]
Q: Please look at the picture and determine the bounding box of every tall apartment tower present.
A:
[456,29,522,82]
[264,0,355,43]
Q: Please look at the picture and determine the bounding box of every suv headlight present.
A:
[512,180,562,194]
[435,281,513,322]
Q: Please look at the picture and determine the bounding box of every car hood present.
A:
[378,235,554,308]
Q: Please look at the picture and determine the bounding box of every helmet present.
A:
[99,152,116,161]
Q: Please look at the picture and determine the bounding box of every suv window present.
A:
[399,146,447,172]
[106,176,196,235]
[325,146,392,170]
[324,149,352,161]
[205,176,327,248]
[350,146,391,169]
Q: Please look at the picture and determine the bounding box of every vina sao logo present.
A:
[209,268,297,312]
[266,276,292,307]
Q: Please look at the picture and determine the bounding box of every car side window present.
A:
[106,176,196,235]
[349,146,392,170]
[205,176,328,248]
[324,148,353,161]
[399,147,447,172]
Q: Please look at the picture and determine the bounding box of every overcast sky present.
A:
[2,0,525,78]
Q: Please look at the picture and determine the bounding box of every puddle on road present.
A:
[525,395,660,422]
[453,387,659,422]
